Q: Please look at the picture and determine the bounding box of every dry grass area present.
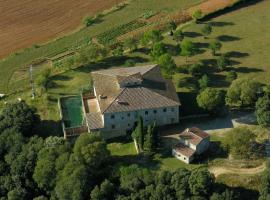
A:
[187,0,239,15]
[0,0,123,58]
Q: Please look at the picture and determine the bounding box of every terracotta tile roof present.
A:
[85,112,104,130]
[91,65,180,114]
[173,143,195,158]
[179,127,209,146]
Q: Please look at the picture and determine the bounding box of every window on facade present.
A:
[111,114,115,119]
[128,123,130,127]
[171,118,175,123]
[145,111,148,115]
[122,117,124,120]
[111,125,115,129]
[163,108,167,112]
[153,110,157,114]
[127,113,130,117]
[171,108,174,112]
[184,157,186,160]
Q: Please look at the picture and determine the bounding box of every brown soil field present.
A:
[0,0,123,58]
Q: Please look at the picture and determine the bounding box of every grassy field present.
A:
[171,0,270,90]
[0,0,200,93]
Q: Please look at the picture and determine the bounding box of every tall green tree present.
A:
[209,40,222,56]
[180,39,195,62]
[36,69,52,93]
[198,74,210,90]
[157,53,176,77]
[173,29,184,44]
[141,30,163,47]
[217,54,229,71]
[150,42,166,60]
[256,95,270,127]
[145,123,156,152]
[201,24,212,38]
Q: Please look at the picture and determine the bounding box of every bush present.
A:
[124,59,135,67]
[226,71,237,82]
[222,127,256,159]
[84,16,95,27]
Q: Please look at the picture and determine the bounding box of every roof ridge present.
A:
[92,65,157,77]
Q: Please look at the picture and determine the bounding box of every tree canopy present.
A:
[0,101,39,137]
[197,88,225,114]
[256,95,270,127]
[226,79,262,107]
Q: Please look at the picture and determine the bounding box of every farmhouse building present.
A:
[82,65,181,139]
[172,127,210,164]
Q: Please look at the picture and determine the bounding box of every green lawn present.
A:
[0,0,200,93]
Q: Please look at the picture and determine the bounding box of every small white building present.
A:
[81,65,181,139]
[172,127,210,164]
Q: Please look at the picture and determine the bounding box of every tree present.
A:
[84,16,95,27]
[180,39,195,62]
[173,29,184,44]
[36,69,52,93]
[189,168,214,196]
[112,45,124,57]
[168,21,177,31]
[144,123,156,152]
[226,79,262,107]
[209,40,222,56]
[78,45,107,64]
[210,189,235,200]
[198,74,210,90]
[256,95,270,127]
[197,88,225,113]
[223,127,256,159]
[141,30,163,47]
[201,24,212,38]
[226,71,237,82]
[259,166,270,200]
[0,101,39,137]
[188,62,204,76]
[90,179,114,200]
[192,10,203,23]
[171,168,191,199]
[134,117,144,151]
[150,42,166,60]
[157,53,176,77]
[217,54,229,71]
[123,38,137,52]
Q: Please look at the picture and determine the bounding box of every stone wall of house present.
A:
[172,149,193,164]
[196,137,210,154]
[102,106,179,132]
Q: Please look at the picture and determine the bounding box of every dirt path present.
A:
[209,162,266,177]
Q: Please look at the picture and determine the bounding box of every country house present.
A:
[172,127,210,164]
[81,65,181,139]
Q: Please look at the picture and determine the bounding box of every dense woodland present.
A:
[0,101,269,200]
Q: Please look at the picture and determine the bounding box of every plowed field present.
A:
[0,0,123,58]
